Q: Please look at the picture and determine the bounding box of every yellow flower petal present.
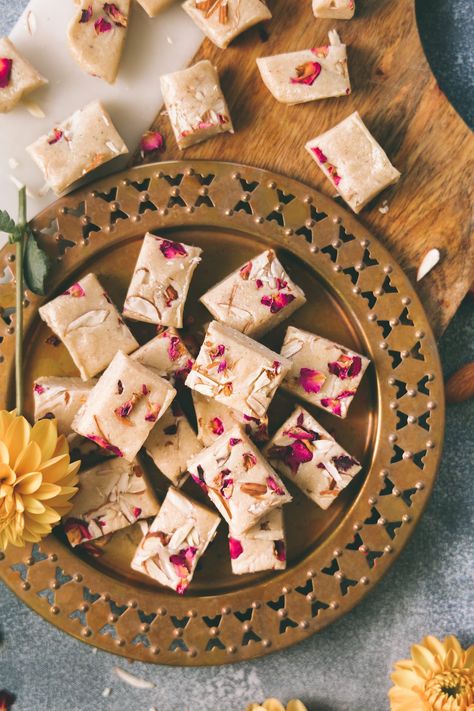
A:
[31,418,58,462]
[34,506,61,524]
[39,454,70,483]
[263,700,286,711]
[23,517,52,535]
[34,483,63,500]
[4,416,31,464]
[14,440,42,476]
[15,471,43,495]
[0,410,15,439]
[0,441,10,465]
[444,635,463,661]
[21,495,46,515]
[411,644,437,672]
[53,435,69,458]
[0,462,16,486]
[287,700,308,711]
[464,646,474,668]
[21,528,42,543]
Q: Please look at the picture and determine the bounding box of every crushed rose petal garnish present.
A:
[328,354,362,380]
[299,368,326,394]
[64,517,92,543]
[159,239,187,259]
[229,437,241,447]
[47,128,64,145]
[291,60,322,86]
[266,475,285,496]
[261,292,296,313]
[0,58,13,89]
[333,454,359,471]
[242,451,257,470]
[229,537,243,559]
[33,382,45,395]
[79,5,93,23]
[103,2,128,27]
[312,146,327,164]
[191,465,208,492]
[94,16,113,34]
[64,282,85,298]
[168,335,183,361]
[268,440,313,475]
[239,261,252,280]
[210,417,224,435]
[140,130,165,154]
[274,539,286,562]
[320,390,355,416]
[86,433,123,457]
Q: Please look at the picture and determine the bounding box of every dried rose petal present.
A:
[191,465,208,492]
[332,454,359,471]
[167,335,183,362]
[79,5,93,22]
[220,477,234,500]
[86,433,123,457]
[320,390,355,416]
[239,261,252,280]
[312,146,327,164]
[117,380,124,394]
[229,537,243,559]
[0,58,13,89]
[285,425,318,442]
[103,2,128,27]
[209,344,225,360]
[33,383,45,395]
[64,517,92,544]
[274,539,286,562]
[217,359,227,374]
[159,239,187,259]
[222,382,233,396]
[174,358,194,382]
[176,580,188,595]
[266,475,285,496]
[164,284,179,308]
[299,368,326,394]
[242,452,257,470]
[142,384,150,396]
[210,417,224,436]
[47,128,63,145]
[268,440,313,475]
[261,292,296,314]
[133,507,142,518]
[291,60,322,86]
[140,130,165,154]
[170,547,197,580]
[327,163,341,186]
[145,402,161,422]
[64,282,85,298]
[255,278,264,289]
[94,17,112,34]
[328,354,362,380]
[229,437,241,447]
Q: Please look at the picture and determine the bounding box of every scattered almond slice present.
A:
[378,199,389,214]
[23,97,46,118]
[445,362,474,404]
[102,688,111,698]
[113,666,155,689]
[417,248,440,282]
[26,10,37,35]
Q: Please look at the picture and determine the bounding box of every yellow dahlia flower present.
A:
[0,411,79,550]
[389,635,474,710]
[246,700,308,711]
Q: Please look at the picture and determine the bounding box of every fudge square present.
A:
[63,457,160,546]
[265,406,361,509]
[160,60,233,150]
[187,426,291,535]
[131,327,194,384]
[257,30,351,106]
[229,507,286,575]
[192,391,269,447]
[123,234,202,328]
[131,487,220,594]
[33,377,95,435]
[280,326,370,418]
[27,101,128,194]
[312,0,355,19]
[72,351,176,461]
[135,0,173,16]
[183,0,271,49]
[200,249,306,338]
[144,401,202,487]
[305,111,400,213]
[39,273,138,381]
[0,37,47,113]
[185,321,291,418]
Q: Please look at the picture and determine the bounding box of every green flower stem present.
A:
[15,187,26,416]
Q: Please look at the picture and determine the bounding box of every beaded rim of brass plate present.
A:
[0,161,444,666]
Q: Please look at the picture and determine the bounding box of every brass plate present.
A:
[0,161,444,665]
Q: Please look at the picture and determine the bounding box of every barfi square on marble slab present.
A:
[144,401,202,487]
[63,458,160,546]
[280,326,370,418]
[312,0,355,19]
[229,507,286,574]
[123,234,202,328]
[185,321,291,418]
[305,111,400,213]
[200,249,306,338]
[136,0,173,16]
[183,0,271,49]
[257,30,350,106]
[0,37,47,113]
[68,0,130,84]
[265,406,361,509]
[33,377,95,435]
[131,487,220,594]
[131,327,194,384]
[27,100,128,194]
[160,60,233,149]
[193,391,268,447]
[39,273,138,381]
[72,351,176,461]
[187,426,291,535]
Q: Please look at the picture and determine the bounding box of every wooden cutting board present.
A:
[140,0,474,338]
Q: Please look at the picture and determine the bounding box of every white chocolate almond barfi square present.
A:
[33,377,94,435]
[63,458,160,546]
[131,487,220,594]
[72,351,176,461]
[185,321,291,418]
[160,60,233,149]
[257,31,350,105]
[312,0,355,19]
[305,111,401,213]
[136,0,173,16]
[0,37,47,113]
[27,101,128,194]
[68,0,130,84]
[123,234,202,328]
[187,427,291,535]
[265,406,361,509]
[193,391,268,447]
[229,507,286,574]
[131,327,194,384]
[200,249,306,338]
[144,401,202,487]
[183,0,271,49]
[280,326,370,418]
[39,273,138,381]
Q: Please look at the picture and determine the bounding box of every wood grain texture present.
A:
[138,0,474,338]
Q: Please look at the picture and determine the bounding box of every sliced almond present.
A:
[124,296,159,322]
[23,98,45,118]
[445,362,474,404]
[417,248,440,282]
[114,666,155,689]
[65,309,109,334]
[240,482,267,497]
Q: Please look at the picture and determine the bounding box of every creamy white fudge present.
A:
[160,60,233,149]
[193,391,269,447]
[136,0,173,16]
[183,0,271,49]
[257,31,350,105]
[131,487,220,594]
[68,0,130,84]
[39,273,138,381]
[33,377,94,435]
[27,101,128,194]
[305,111,401,213]
[72,351,176,461]
[312,0,355,19]
[131,327,194,384]
[0,37,47,113]
[200,249,306,338]
[144,401,202,487]
[280,326,370,418]
[123,234,202,328]
[187,427,291,535]
[63,458,160,546]
[265,406,361,509]
[229,507,286,574]
[185,321,291,418]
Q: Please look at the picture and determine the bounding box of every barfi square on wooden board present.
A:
[229,507,287,574]
[200,249,306,338]
[72,351,176,461]
[33,377,94,435]
[182,0,271,49]
[131,327,194,384]
[312,0,355,19]
[0,37,47,113]
[192,391,269,447]
[265,406,361,509]
[39,273,138,381]
[131,487,220,594]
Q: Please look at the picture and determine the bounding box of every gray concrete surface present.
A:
[1,1,473,709]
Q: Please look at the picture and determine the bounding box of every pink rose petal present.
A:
[229,537,243,560]
[103,2,128,27]
[64,517,92,541]
[210,417,224,436]
[299,368,326,394]
[140,130,165,154]
[312,147,327,164]
[94,17,112,33]
[168,335,183,362]
[229,437,241,447]
[159,239,188,259]
[268,440,313,475]
[261,292,296,314]
[239,261,252,280]
[79,5,93,22]
[290,60,322,86]
[64,282,85,297]
[33,383,45,395]
[133,507,142,518]
[86,434,123,457]
[266,475,285,496]
[328,354,362,380]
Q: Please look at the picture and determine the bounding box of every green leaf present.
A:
[23,231,53,295]
[0,209,20,241]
